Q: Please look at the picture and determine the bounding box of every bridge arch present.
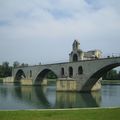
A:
[82,63,120,91]
[34,69,58,85]
[14,69,26,82]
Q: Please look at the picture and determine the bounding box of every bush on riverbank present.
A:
[0,78,3,83]
[101,80,120,85]
[0,108,119,120]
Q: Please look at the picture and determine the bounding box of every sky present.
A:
[0,0,120,65]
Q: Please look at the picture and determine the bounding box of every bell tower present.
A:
[72,40,80,51]
[69,40,84,62]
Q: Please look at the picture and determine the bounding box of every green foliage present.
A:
[103,69,120,80]
[13,61,20,68]
[13,61,29,68]
[47,71,57,79]
[0,78,3,82]
[0,62,12,78]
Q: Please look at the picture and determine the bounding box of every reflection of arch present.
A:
[56,91,100,108]
[82,63,120,91]
[35,69,57,84]
[14,86,50,108]
[14,85,100,109]
[15,69,26,81]
[69,67,73,78]
[34,86,50,107]
[73,54,78,62]
[78,66,83,75]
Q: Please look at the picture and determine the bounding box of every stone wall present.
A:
[3,77,14,83]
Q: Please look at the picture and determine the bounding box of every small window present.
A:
[61,67,64,77]
[69,66,73,77]
[30,70,32,77]
[78,66,83,75]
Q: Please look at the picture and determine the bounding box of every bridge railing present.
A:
[102,53,120,59]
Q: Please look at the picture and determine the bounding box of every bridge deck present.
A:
[15,56,120,68]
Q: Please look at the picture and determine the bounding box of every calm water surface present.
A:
[0,83,120,110]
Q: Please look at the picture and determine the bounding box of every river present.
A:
[0,83,120,110]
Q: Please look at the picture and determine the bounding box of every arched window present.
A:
[78,66,83,75]
[69,66,73,77]
[61,67,64,77]
[73,54,78,62]
[30,70,32,78]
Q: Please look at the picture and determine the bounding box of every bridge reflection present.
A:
[56,91,101,108]
[13,85,101,108]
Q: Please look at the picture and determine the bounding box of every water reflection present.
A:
[14,85,51,109]
[0,83,101,109]
[56,91,101,108]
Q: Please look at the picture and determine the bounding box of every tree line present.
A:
[0,61,28,78]
[103,70,120,80]
[0,62,12,78]
[0,61,57,79]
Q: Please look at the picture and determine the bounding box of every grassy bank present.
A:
[0,108,120,120]
[101,80,120,85]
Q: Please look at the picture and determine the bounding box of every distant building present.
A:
[69,40,102,62]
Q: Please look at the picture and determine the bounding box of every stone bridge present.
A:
[11,40,120,92]
[12,57,120,92]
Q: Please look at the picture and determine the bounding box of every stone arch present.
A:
[69,66,73,78]
[78,66,83,75]
[82,63,120,91]
[73,54,78,62]
[15,69,26,82]
[34,69,58,85]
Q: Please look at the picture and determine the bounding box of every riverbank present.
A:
[0,108,120,120]
[101,80,120,85]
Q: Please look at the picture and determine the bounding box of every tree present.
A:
[103,69,120,80]
[118,71,120,80]
[0,62,12,77]
[21,63,28,67]
[47,71,57,79]
[2,62,9,68]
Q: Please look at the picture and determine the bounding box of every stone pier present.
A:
[56,78,77,92]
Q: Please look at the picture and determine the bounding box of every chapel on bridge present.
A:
[69,40,102,62]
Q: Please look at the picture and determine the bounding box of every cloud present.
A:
[0,0,120,65]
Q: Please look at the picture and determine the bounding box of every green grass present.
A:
[0,108,120,120]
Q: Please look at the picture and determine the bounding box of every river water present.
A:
[0,83,120,110]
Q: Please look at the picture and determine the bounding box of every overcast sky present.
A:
[0,0,120,65]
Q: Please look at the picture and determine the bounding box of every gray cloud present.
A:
[0,0,120,65]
